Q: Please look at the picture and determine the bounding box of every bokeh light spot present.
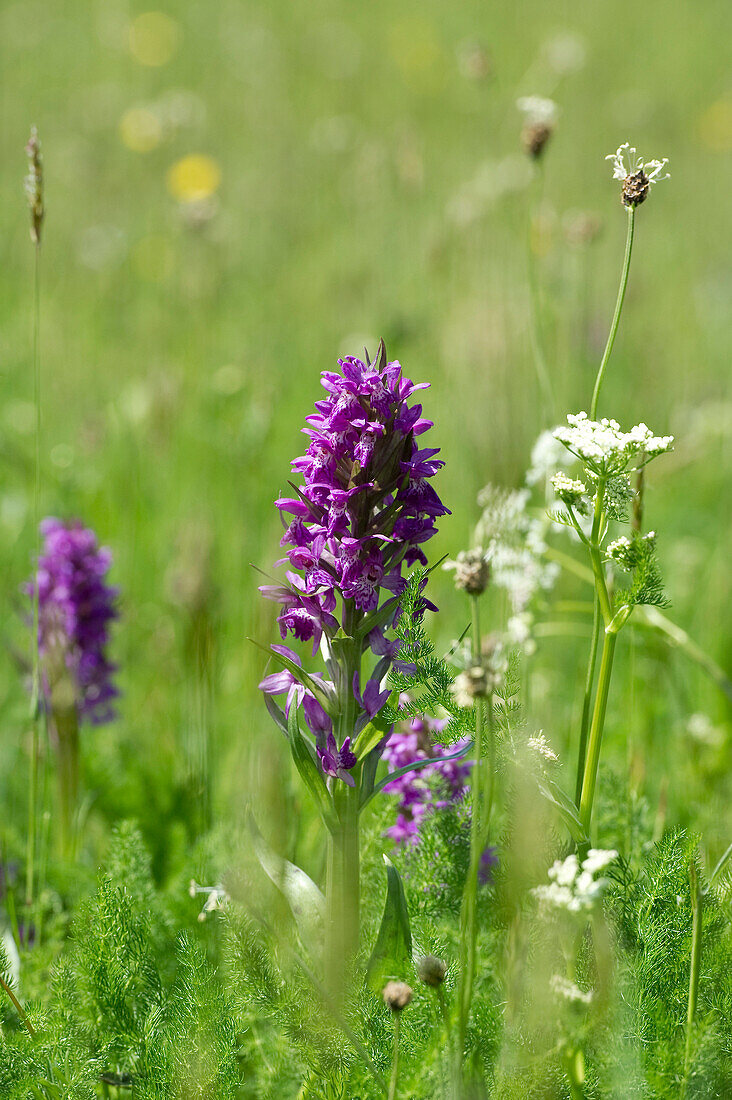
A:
[119,106,163,153]
[166,154,221,202]
[698,98,732,152]
[129,11,181,67]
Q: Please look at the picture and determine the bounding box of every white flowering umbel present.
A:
[533,849,618,914]
[473,485,559,654]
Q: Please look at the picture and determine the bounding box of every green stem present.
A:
[590,207,635,419]
[26,242,42,907]
[683,861,703,1094]
[0,974,36,1037]
[325,782,360,999]
[53,706,80,860]
[388,1013,401,1100]
[576,595,601,807]
[526,163,556,422]
[578,629,617,836]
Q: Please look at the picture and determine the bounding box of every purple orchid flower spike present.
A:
[257,343,450,990]
[317,733,358,786]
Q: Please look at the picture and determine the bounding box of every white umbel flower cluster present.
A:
[475,485,559,615]
[533,849,618,913]
[554,413,673,475]
[528,731,558,763]
[550,974,593,1006]
[606,143,669,185]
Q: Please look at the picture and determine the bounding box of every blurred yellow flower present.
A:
[698,98,732,152]
[129,11,181,67]
[119,107,162,153]
[388,19,445,95]
[166,154,221,202]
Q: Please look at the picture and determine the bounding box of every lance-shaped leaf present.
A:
[538,780,588,845]
[359,740,474,812]
[247,813,325,953]
[366,856,412,994]
[288,705,338,832]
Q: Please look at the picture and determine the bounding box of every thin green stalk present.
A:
[683,861,703,1094]
[590,207,635,419]
[526,162,556,421]
[26,239,42,907]
[576,595,600,807]
[578,629,617,836]
[0,974,36,1037]
[388,1013,401,1100]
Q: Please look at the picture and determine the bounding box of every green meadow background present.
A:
[0,0,730,877]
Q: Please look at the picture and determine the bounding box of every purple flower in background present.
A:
[382,711,473,844]
[259,342,449,784]
[26,518,119,724]
[478,846,500,885]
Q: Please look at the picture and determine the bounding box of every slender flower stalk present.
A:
[590,206,634,419]
[24,126,44,907]
[259,343,448,993]
[526,161,556,422]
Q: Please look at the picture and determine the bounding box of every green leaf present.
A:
[538,780,588,845]
[287,707,337,832]
[353,719,389,761]
[365,856,413,994]
[247,812,325,952]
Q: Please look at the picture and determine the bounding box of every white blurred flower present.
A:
[528,731,558,763]
[517,95,558,125]
[189,879,228,921]
[551,974,593,1005]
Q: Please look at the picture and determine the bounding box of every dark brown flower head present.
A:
[382,980,413,1012]
[522,121,553,159]
[418,955,447,987]
[517,97,557,160]
[621,169,649,207]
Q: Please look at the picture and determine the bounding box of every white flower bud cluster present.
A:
[606,530,655,567]
[551,472,588,511]
[553,413,673,474]
[532,849,618,913]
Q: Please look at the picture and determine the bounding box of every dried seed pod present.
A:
[417,955,447,987]
[382,981,413,1012]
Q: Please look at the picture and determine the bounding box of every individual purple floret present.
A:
[26,518,119,724]
[259,342,449,784]
[382,712,473,844]
[478,846,500,885]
